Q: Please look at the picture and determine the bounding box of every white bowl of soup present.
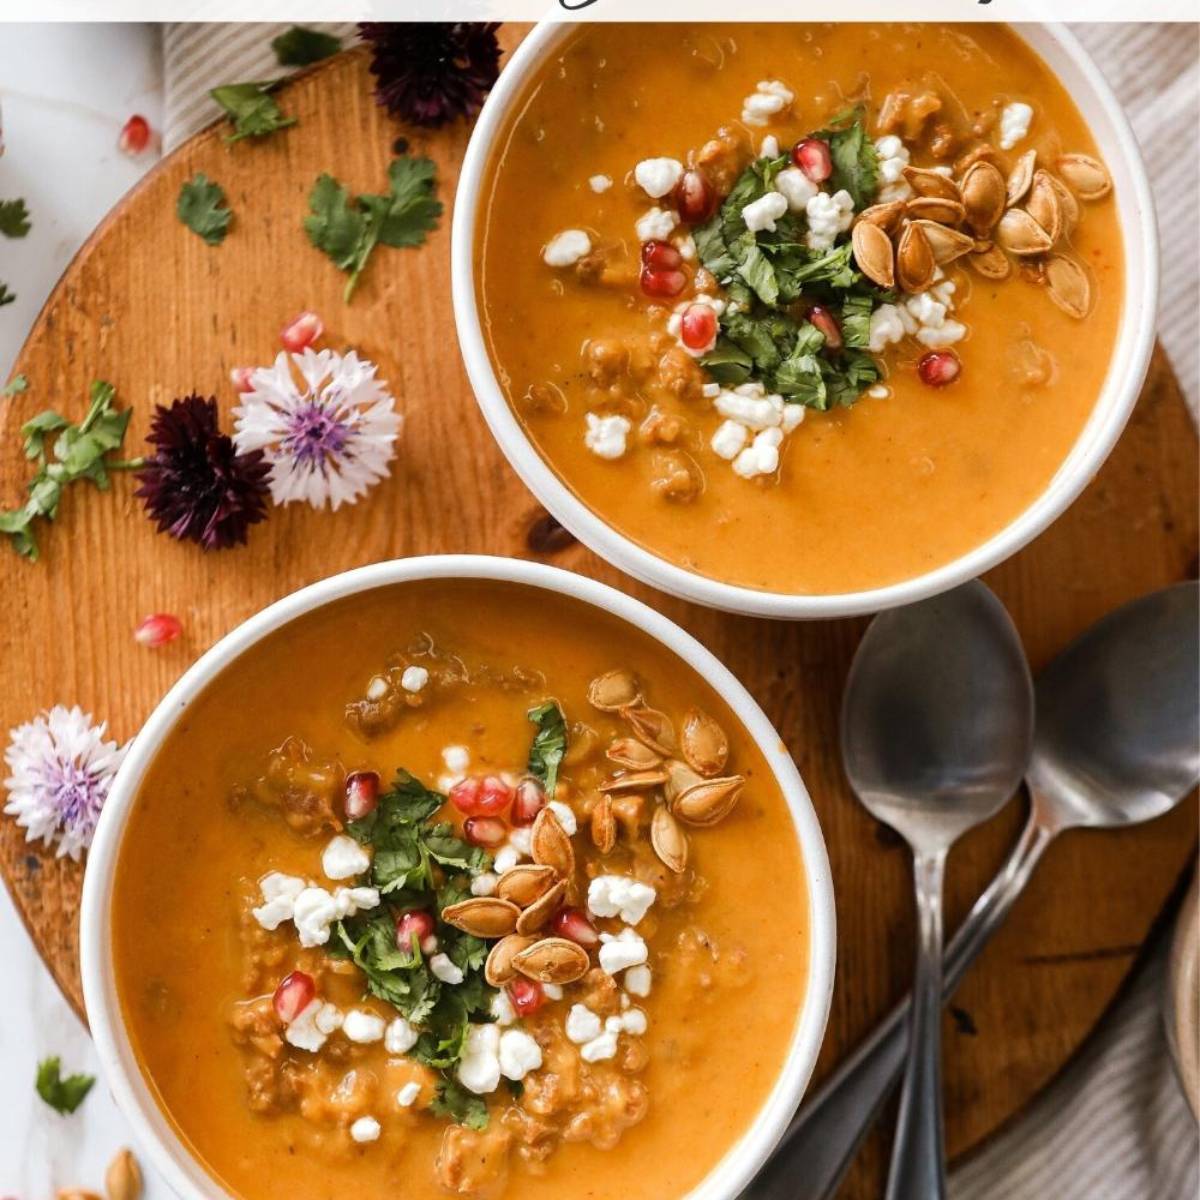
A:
[453,22,1156,618]
[81,555,835,1200]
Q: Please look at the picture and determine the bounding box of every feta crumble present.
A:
[442,745,470,775]
[580,1029,620,1063]
[499,1030,543,1081]
[635,206,679,243]
[775,166,819,212]
[999,102,1034,150]
[587,875,656,925]
[624,964,652,997]
[397,1081,421,1108]
[805,189,855,251]
[732,427,784,480]
[284,999,327,1053]
[315,1003,344,1035]
[430,953,465,985]
[491,989,517,1027]
[711,419,749,462]
[584,413,632,460]
[457,1023,502,1095]
[742,79,794,127]
[470,871,499,897]
[566,1003,604,1045]
[589,174,613,193]
[292,886,341,947]
[251,872,304,930]
[742,190,789,234]
[493,844,522,874]
[598,927,649,975]
[385,1016,418,1055]
[350,1116,381,1143]
[874,135,913,203]
[634,157,684,199]
[400,665,428,693]
[761,134,781,158]
[548,800,577,836]
[322,834,370,881]
[343,1009,387,1044]
[543,229,592,268]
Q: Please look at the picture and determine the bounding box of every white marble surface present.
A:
[0,24,168,1194]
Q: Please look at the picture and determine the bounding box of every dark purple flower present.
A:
[358,22,501,128]
[134,394,270,550]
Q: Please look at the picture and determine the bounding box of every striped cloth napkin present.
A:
[159,22,1199,1197]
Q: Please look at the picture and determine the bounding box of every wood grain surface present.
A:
[0,39,1196,1198]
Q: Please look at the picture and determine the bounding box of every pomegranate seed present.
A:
[791,138,833,183]
[450,777,484,815]
[640,266,687,299]
[511,778,547,826]
[279,311,323,353]
[133,613,182,648]
[675,169,716,223]
[477,775,514,815]
[808,305,843,351]
[550,907,600,948]
[344,770,380,820]
[680,304,718,351]
[395,910,435,953]
[230,366,255,393]
[464,816,508,848]
[641,240,683,270]
[917,351,961,388]
[272,970,315,1023]
[508,978,546,1016]
[118,114,152,157]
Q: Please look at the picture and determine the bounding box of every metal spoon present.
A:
[750,581,1199,1200]
[840,580,1034,1200]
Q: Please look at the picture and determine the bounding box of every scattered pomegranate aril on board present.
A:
[675,169,716,223]
[807,305,843,351]
[508,977,546,1016]
[918,351,961,387]
[272,970,315,1023]
[133,613,182,648]
[640,266,687,299]
[791,138,833,182]
[550,907,600,948]
[680,304,717,351]
[395,910,435,952]
[464,815,508,848]
[230,367,255,393]
[118,114,152,157]
[279,311,324,353]
[511,778,547,826]
[344,770,380,820]
[640,240,683,270]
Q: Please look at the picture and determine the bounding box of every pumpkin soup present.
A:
[112,580,808,1200]
[476,23,1123,594]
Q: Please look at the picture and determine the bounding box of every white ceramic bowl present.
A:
[452,22,1158,620]
[81,555,836,1200]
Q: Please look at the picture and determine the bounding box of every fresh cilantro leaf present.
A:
[813,108,879,210]
[841,294,875,350]
[2,374,28,396]
[699,339,754,386]
[737,243,779,306]
[527,700,567,795]
[177,174,232,245]
[272,25,341,67]
[36,1057,95,1115]
[210,81,296,144]
[305,157,443,301]
[431,1078,489,1130]
[0,283,15,307]
[0,199,31,238]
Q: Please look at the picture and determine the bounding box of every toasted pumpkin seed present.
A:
[680,708,729,777]
[1006,149,1037,207]
[516,879,567,934]
[651,805,688,873]
[995,208,1053,256]
[857,199,906,233]
[513,937,591,984]
[663,758,704,802]
[1026,170,1064,245]
[441,897,520,939]
[968,242,1011,280]
[485,933,538,986]
[621,705,676,755]
[531,805,576,878]
[106,1150,143,1200]
[902,165,961,202]
[960,160,1006,235]
[1044,254,1091,319]
[587,669,641,712]
[905,196,966,226]
[909,218,975,265]
[591,793,617,853]
[604,766,670,793]
[496,863,558,908]
[852,219,895,289]
[606,737,663,770]
[1056,153,1112,201]
[896,222,936,293]
[673,774,746,827]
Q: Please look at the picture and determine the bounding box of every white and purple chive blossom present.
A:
[3,706,127,861]
[232,349,402,511]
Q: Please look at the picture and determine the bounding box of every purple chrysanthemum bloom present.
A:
[135,394,271,550]
[358,22,501,128]
[4,706,127,860]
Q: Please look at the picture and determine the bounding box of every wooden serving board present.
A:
[1,38,1195,1198]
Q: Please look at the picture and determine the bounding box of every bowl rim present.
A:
[450,20,1160,620]
[80,554,836,1200]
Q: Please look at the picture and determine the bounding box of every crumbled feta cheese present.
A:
[598,927,650,975]
[635,206,679,243]
[491,989,517,1027]
[385,1016,418,1055]
[343,1009,387,1044]
[702,382,722,399]
[732,427,784,480]
[868,303,907,353]
[781,403,806,433]
[548,801,577,836]
[742,79,794,127]
[493,845,522,874]
[499,1030,543,1081]
[587,876,657,925]
[397,1082,421,1108]
[711,419,749,461]
[775,166,819,212]
[607,1007,648,1036]
[366,675,389,701]
[542,983,563,1001]
[634,157,684,199]
[333,886,379,919]
[999,102,1033,151]
[584,413,632,461]
[508,827,534,856]
[400,665,428,693]
[742,190,789,234]
[867,384,890,400]
[906,291,949,329]
[580,1029,620,1062]
[874,135,913,202]
[761,134,781,158]
[916,321,967,348]
[284,999,327,1053]
[252,872,304,930]
[430,953,464,985]
[315,1003,344,1035]
[292,886,340,947]
[905,290,967,348]
[457,1023,502,1094]
[470,872,499,897]
[543,229,592,268]
[322,834,371,881]
[805,189,855,251]
[673,233,698,262]
[350,1116,381,1144]
[442,745,470,774]
[714,385,784,432]
[589,174,613,193]
[566,1003,604,1045]
[624,964,652,998]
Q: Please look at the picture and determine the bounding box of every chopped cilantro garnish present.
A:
[210,81,297,143]
[0,198,31,238]
[272,25,341,67]
[177,173,232,245]
[36,1057,95,1115]
[813,106,881,211]
[431,1078,490,1130]
[527,700,567,795]
[2,373,28,396]
[305,157,443,301]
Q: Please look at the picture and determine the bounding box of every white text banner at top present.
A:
[2,0,1198,20]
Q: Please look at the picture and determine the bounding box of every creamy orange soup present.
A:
[477,23,1123,594]
[113,581,808,1199]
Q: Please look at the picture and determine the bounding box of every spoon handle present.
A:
[747,808,1054,1200]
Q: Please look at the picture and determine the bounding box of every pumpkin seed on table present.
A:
[441,897,521,938]
[106,1148,143,1200]
[486,933,538,986]
[651,804,688,873]
[673,774,746,827]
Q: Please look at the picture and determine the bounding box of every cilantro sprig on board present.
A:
[177,174,233,245]
[210,81,297,144]
[36,1056,95,1115]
